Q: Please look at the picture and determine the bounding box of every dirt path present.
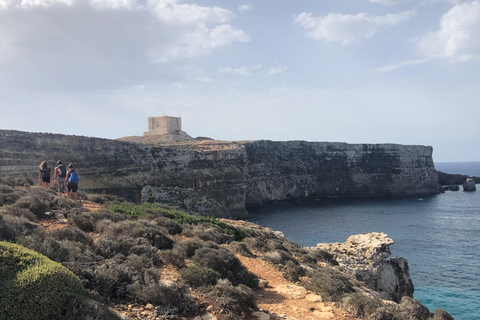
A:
[238,255,357,320]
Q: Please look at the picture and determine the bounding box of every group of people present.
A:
[39,160,79,200]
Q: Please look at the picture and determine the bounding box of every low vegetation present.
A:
[0,183,446,320]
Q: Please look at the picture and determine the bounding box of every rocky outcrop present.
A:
[437,171,480,186]
[462,178,476,192]
[0,130,440,218]
[313,233,414,303]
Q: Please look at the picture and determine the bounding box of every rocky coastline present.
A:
[0,130,441,219]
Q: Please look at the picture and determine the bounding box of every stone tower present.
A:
[144,116,182,136]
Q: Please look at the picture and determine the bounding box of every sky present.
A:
[0,0,479,162]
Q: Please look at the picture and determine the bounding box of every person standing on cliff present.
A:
[54,160,68,197]
[38,161,52,188]
[66,163,79,201]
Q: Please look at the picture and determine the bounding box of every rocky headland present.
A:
[0,130,441,219]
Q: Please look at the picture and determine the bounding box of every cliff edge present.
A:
[0,130,439,218]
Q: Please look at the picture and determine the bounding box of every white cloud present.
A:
[294,10,415,46]
[238,4,252,12]
[269,66,287,74]
[0,0,249,91]
[416,1,480,61]
[219,64,264,76]
[375,59,427,72]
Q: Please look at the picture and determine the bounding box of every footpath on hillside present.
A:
[40,199,356,320]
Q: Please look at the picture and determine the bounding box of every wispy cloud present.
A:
[238,4,252,12]
[269,66,287,74]
[375,59,427,72]
[293,10,416,46]
[219,64,264,76]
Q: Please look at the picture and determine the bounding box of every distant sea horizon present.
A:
[248,162,480,320]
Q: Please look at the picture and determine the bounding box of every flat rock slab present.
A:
[252,311,270,320]
[275,284,306,297]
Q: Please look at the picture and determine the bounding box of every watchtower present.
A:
[144,116,182,136]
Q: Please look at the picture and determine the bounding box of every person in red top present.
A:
[54,160,68,197]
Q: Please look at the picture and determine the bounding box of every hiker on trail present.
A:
[54,160,68,197]
[66,163,79,201]
[38,161,52,188]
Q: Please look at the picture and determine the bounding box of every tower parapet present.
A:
[144,116,182,136]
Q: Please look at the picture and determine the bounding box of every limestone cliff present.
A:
[0,130,439,218]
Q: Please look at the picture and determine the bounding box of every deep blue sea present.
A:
[248,162,480,320]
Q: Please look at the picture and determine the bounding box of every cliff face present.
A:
[244,141,439,208]
[0,130,439,218]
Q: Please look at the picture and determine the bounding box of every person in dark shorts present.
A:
[38,161,52,188]
[66,163,79,201]
[54,160,68,197]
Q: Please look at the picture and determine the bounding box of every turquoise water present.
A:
[248,162,480,320]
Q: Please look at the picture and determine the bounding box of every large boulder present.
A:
[0,241,85,320]
[313,233,414,303]
[430,308,454,320]
[463,178,476,191]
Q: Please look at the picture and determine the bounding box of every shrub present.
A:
[173,237,217,259]
[264,250,296,265]
[192,247,258,288]
[181,223,233,244]
[154,216,183,235]
[61,294,121,320]
[0,214,44,242]
[180,265,220,288]
[91,258,134,301]
[2,206,38,222]
[68,213,95,233]
[101,220,174,250]
[228,242,254,258]
[282,260,305,282]
[0,241,85,320]
[341,293,383,319]
[48,226,93,246]
[208,279,257,317]
[13,195,48,218]
[304,267,354,301]
[308,249,339,266]
[129,269,198,315]
[243,236,265,251]
[110,202,243,240]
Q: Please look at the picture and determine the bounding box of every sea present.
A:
[248,162,480,320]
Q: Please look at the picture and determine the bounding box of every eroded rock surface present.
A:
[314,232,414,303]
[0,130,440,218]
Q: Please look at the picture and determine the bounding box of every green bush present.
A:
[0,241,85,320]
[341,293,383,319]
[180,265,220,288]
[208,279,257,318]
[192,247,258,288]
[110,202,244,240]
[61,294,121,320]
[304,267,354,301]
[282,260,305,282]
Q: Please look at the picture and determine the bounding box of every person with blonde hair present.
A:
[38,161,52,188]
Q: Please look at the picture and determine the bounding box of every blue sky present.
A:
[0,0,479,162]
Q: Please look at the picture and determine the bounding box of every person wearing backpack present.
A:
[66,163,79,201]
[54,160,68,197]
[38,161,52,188]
